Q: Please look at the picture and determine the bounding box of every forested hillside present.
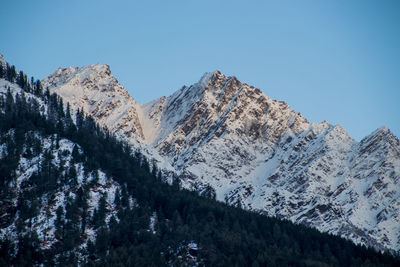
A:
[0,63,399,266]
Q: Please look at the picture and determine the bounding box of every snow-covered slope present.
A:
[41,65,176,178]
[42,66,400,252]
[42,65,144,142]
[0,135,121,251]
[0,80,123,260]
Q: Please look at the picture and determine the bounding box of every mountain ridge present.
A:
[40,62,400,252]
[2,54,400,265]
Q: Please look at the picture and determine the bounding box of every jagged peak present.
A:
[196,70,243,99]
[42,63,125,96]
[186,71,249,99]
[80,63,111,75]
[170,70,227,102]
[332,124,350,135]
[49,63,111,81]
[376,125,390,134]
[379,126,399,142]
[358,125,400,154]
[364,126,395,141]
[42,63,144,140]
[195,70,224,90]
[310,122,354,141]
[319,120,332,128]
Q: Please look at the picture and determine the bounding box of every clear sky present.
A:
[1,0,399,140]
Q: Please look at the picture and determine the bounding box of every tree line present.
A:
[0,67,399,266]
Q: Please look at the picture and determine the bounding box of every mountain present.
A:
[2,55,399,266]
[41,64,144,141]
[41,65,176,177]
[42,63,400,253]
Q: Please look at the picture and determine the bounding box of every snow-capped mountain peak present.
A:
[42,64,145,141]
[198,70,217,90]
[42,64,400,253]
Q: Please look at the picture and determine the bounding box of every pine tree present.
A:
[97,193,108,225]
[17,71,25,89]
[0,63,4,78]
[34,80,42,96]
[67,165,78,187]
[55,206,65,241]
[6,64,16,82]
[114,188,121,208]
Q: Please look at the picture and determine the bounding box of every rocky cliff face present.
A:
[42,65,400,252]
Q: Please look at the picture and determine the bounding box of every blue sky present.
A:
[1,0,399,140]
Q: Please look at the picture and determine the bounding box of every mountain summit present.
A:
[42,65,144,141]
[42,64,400,252]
